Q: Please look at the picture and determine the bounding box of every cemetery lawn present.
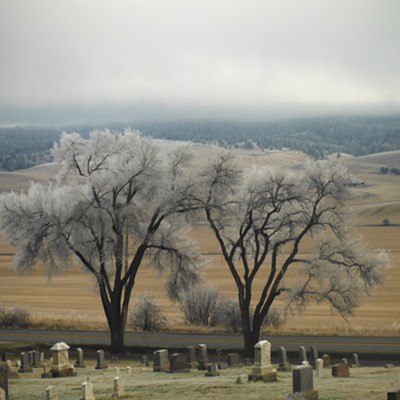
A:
[6,358,400,400]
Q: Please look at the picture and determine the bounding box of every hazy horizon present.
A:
[1,0,400,125]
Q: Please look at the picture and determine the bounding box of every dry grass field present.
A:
[3,355,400,400]
[0,148,399,336]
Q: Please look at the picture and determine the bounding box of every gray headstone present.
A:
[32,350,41,368]
[75,348,86,368]
[293,364,313,393]
[352,353,360,367]
[0,365,8,400]
[197,344,208,370]
[95,350,107,370]
[298,346,307,364]
[169,353,189,373]
[279,346,291,371]
[18,352,32,373]
[309,346,318,366]
[185,346,198,369]
[45,385,59,400]
[153,349,169,372]
[228,353,240,368]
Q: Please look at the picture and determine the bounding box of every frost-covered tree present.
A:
[194,152,388,356]
[0,130,203,353]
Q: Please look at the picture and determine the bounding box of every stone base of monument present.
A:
[51,367,76,378]
[198,361,209,371]
[249,366,277,382]
[41,372,53,379]
[287,389,319,400]
[18,366,33,373]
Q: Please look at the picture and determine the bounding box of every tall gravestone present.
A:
[95,350,108,370]
[153,349,169,372]
[186,346,198,369]
[31,350,41,368]
[250,340,276,382]
[50,342,75,377]
[291,364,319,400]
[278,346,291,371]
[113,376,124,398]
[299,346,307,364]
[75,348,86,368]
[309,346,318,368]
[18,352,32,373]
[0,365,8,400]
[197,344,209,370]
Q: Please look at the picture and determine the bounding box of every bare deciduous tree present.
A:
[0,130,203,353]
[194,152,388,356]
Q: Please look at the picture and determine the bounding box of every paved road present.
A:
[0,329,399,355]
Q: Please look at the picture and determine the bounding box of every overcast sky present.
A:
[1,0,400,124]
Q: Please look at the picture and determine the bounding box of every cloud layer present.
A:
[1,0,399,122]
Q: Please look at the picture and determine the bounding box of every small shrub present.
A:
[179,285,219,326]
[215,296,242,333]
[382,218,390,226]
[0,306,30,328]
[130,292,167,332]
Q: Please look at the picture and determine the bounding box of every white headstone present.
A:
[46,385,59,400]
[316,359,323,377]
[113,376,124,398]
[81,381,95,400]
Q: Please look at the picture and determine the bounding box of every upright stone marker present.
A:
[228,353,240,368]
[81,381,95,400]
[32,350,41,368]
[75,348,86,368]
[316,359,323,377]
[332,363,350,378]
[250,340,276,382]
[0,388,5,400]
[292,364,319,399]
[50,342,75,377]
[153,349,169,372]
[185,346,198,369]
[322,354,331,368]
[169,353,189,373]
[299,346,307,364]
[352,353,360,367]
[18,352,32,373]
[278,346,291,371]
[113,377,124,398]
[309,346,318,367]
[197,344,209,370]
[95,350,108,370]
[205,363,219,377]
[45,385,59,400]
[0,365,8,400]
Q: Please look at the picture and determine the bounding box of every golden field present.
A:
[0,148,399,335]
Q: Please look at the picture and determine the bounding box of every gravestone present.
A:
[387,389,400,400]
[4,361,18,380]
[75,348,86,368]
[228,353,240,368]
[113,377,124,398]
[169,353,189,373]
[250,340,276,382]
[341,357,348,365]
[205,363,219,377]
[185,346,198,369]
[153,349,169,372]
[331,363,350,378]
[351,353,360,367]
[141,355,149,367]
[18,352,32,373]
[299,346,307,364]
[81,381,95,400]
[95,350,108,370]
[126,366,131,374]
[197,344,209,370]
[322,354,331,368]
[0,365,8,400]
[31,350,41,368]
[309,346,318,367]
[278,346,291,371]
[236,374,248,384]
[0,388,5,400]
[292,364,319,400]
[315,359,323,377]
[45,385,59,400]
[50,342,75,377]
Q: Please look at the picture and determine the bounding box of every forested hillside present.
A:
[1,115,399,170]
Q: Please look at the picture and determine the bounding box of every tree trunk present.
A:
[243,327,260,358]
[108,312,125,354]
